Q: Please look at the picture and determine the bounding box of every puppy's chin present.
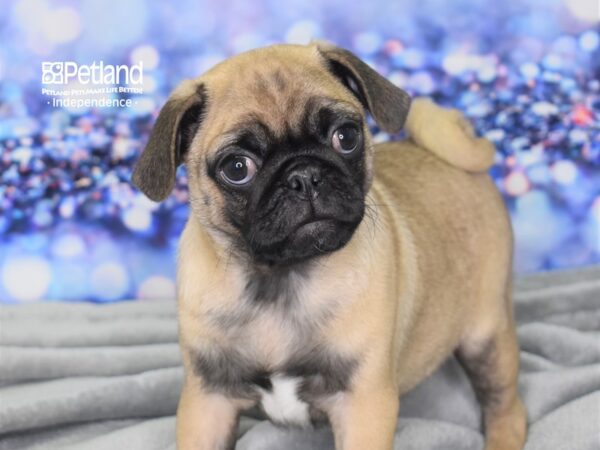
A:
[249,216,362,266]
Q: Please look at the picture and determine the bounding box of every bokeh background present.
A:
[0,0,598,303]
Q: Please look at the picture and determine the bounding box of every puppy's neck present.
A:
[181,208,377,311]
[242,261,314,306]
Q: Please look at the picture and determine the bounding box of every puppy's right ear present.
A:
[132,81,206,202]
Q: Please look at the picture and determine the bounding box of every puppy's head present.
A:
[133,42,410,266]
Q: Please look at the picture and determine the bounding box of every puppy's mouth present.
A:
[248,211,363,266]
[294,217,338,235]
[290,217,344,249]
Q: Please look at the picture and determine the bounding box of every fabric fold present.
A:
[0,268,598,449]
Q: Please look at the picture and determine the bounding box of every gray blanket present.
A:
[1,267,599,450]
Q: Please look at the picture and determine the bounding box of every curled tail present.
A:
[405,98,495,172]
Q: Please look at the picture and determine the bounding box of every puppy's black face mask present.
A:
[207,99,367,266]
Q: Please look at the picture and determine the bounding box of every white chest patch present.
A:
[258,375,311,427]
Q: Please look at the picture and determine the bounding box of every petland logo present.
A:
[42,61,143,85]
[41,61,144,108]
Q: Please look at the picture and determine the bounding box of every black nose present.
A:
[286,166,323,200]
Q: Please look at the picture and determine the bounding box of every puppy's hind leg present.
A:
[456,303,527,450]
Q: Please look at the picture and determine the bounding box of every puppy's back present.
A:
[371,140,512,391]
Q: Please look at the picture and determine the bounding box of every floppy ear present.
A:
[316,42,411,134]
[132,82,206,202]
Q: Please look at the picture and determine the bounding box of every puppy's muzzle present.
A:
[244,154,364,265]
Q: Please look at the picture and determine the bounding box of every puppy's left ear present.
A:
[132,81,206,202]
[316,42,411,133]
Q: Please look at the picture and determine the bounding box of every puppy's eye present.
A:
[332,126,360,154]
[219,155,258,185]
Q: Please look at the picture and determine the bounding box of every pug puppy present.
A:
[132,42,527,450]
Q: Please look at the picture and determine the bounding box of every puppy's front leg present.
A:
[328,385,399,450]
[176,378,240,450]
